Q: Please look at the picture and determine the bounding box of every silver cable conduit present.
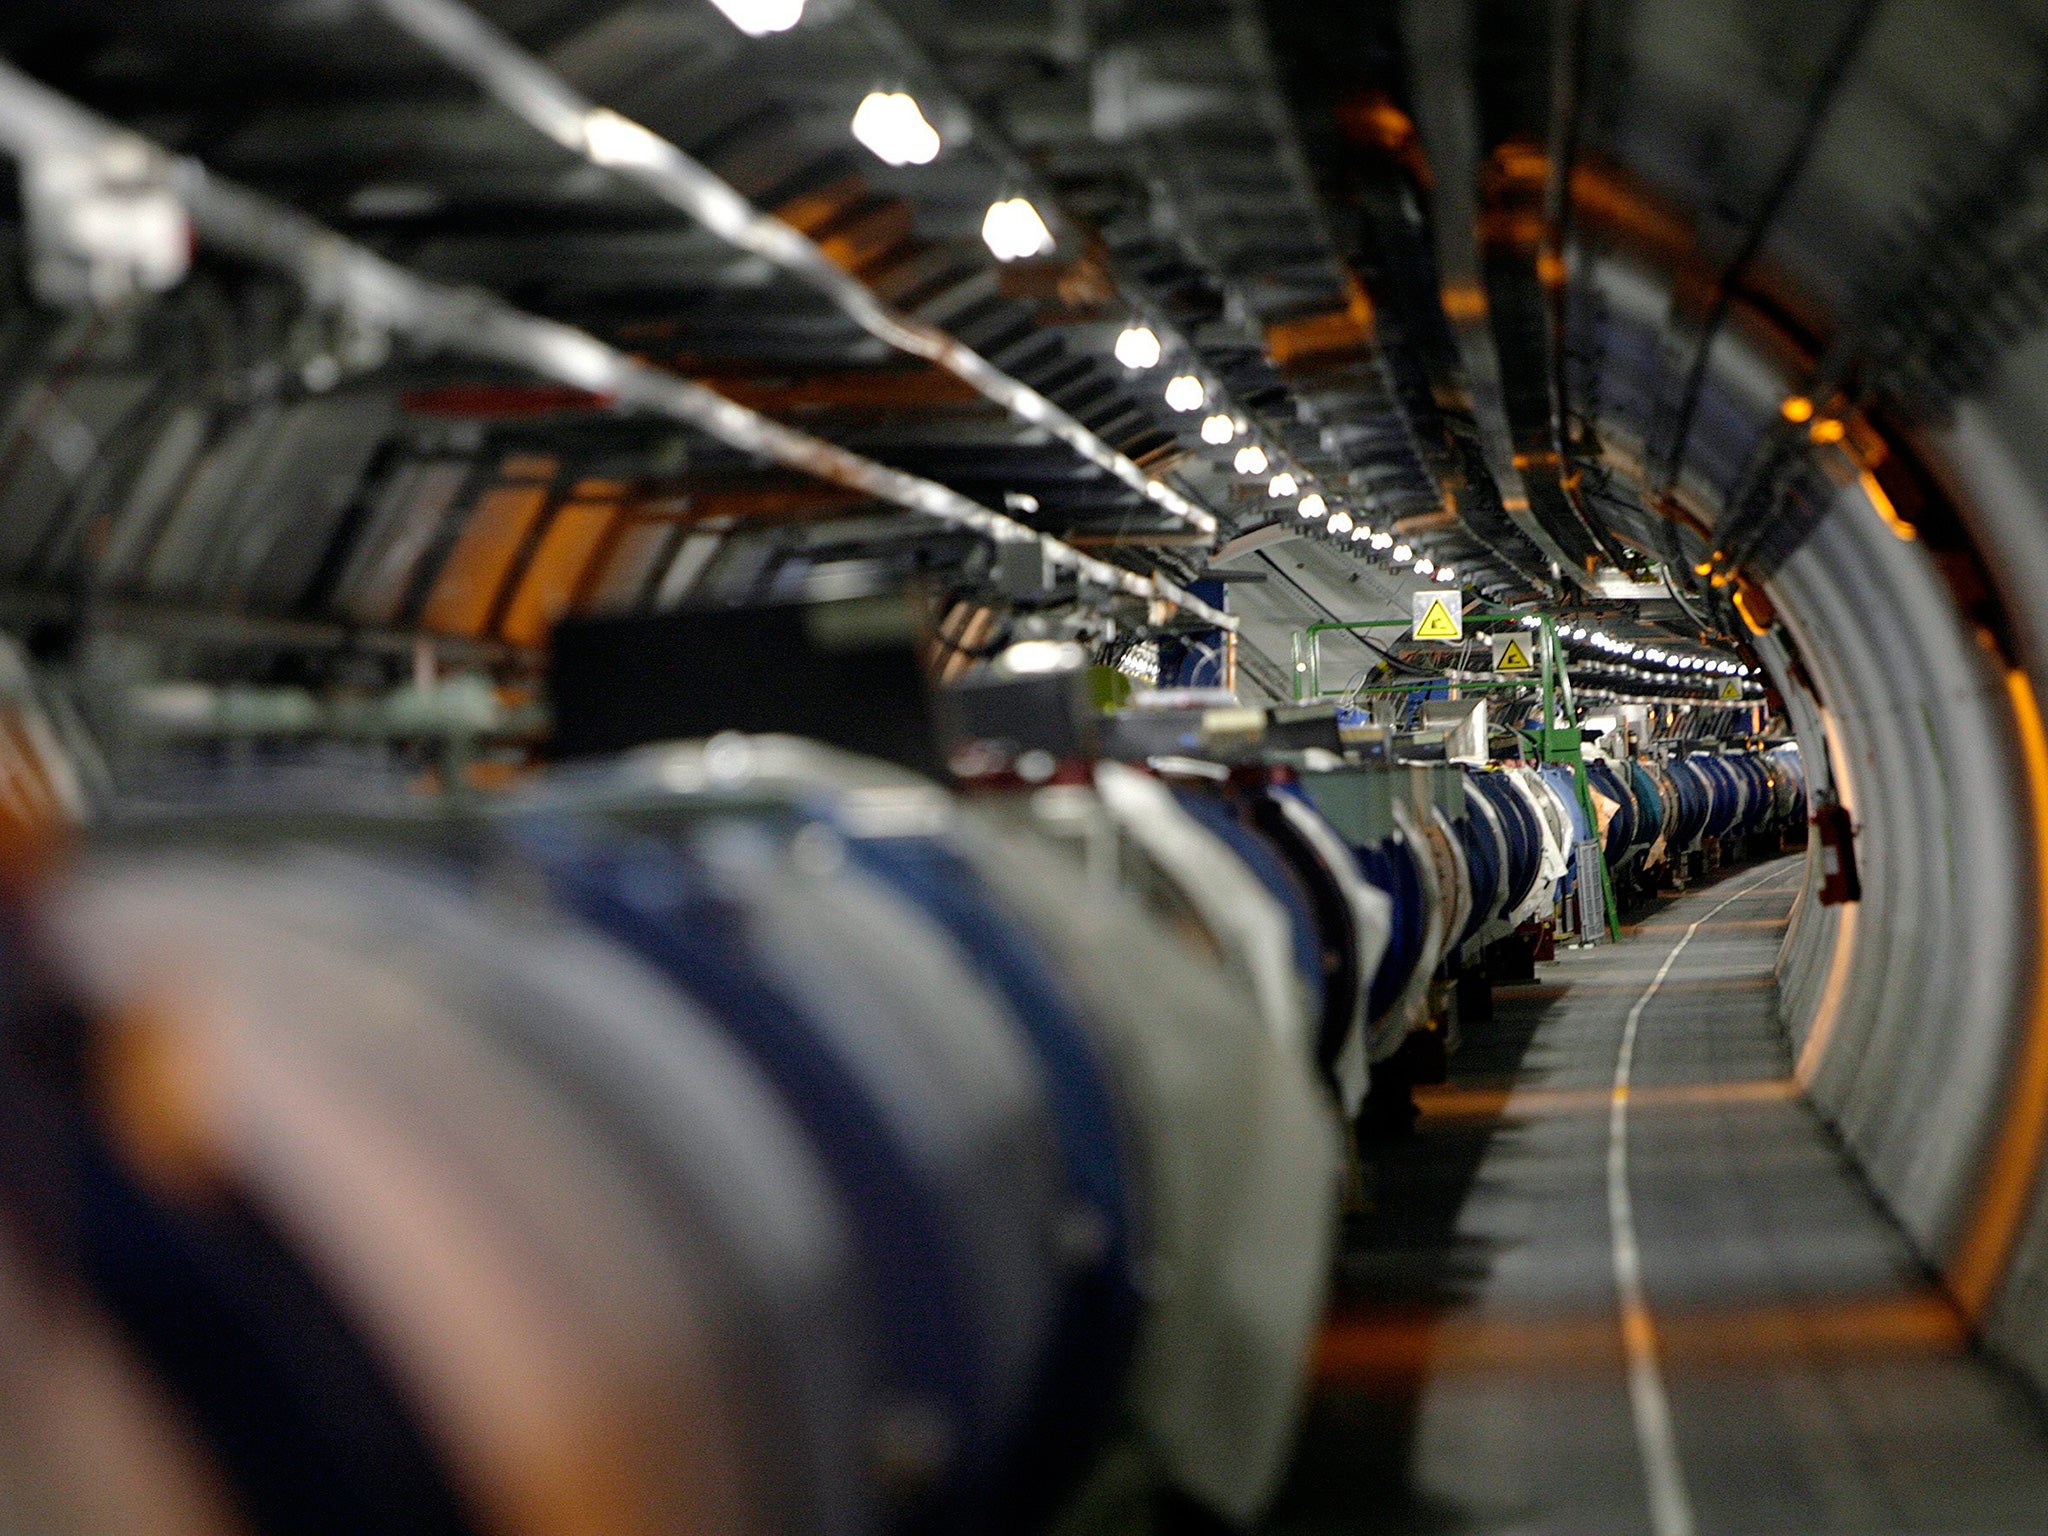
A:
[0,58,1235,633]
[365,0,1222,540]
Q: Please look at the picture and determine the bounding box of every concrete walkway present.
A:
[1269,856,2048,1534]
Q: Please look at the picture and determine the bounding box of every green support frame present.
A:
[1290,608,1622,941]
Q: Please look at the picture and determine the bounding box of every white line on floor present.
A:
[1609,862,1801,1536]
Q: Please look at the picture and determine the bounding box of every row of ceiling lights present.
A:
[1287,488,1458,584]
[843,76,1334,533]
[1505,616,1759,682]
[1540,626,1753,679]
[1567,627,1750,677]
[710,0,1388,568]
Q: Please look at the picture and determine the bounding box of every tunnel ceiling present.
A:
[2,0,2034,689]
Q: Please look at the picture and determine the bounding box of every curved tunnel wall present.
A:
[1555,0,2048,1392]
[8,0,2048,1437]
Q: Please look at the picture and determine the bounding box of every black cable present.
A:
[1647,0,1887,496]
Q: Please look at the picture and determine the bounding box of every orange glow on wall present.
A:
[1440,281,1488,322]
[1949,670,2048,1322]
[500,497,624,647]
[421,481,555,636]
[1857,469,1919,542]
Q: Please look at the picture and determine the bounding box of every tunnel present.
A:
[0,0,2044,1532]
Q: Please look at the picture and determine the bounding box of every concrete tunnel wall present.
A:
[1572,235,2048,1390]
[1581,270,2048,1400]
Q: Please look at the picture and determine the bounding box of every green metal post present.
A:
[1541,614,1623,941]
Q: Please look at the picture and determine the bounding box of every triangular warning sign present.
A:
[1495,636,1534,672]
[1414,596,1462,641]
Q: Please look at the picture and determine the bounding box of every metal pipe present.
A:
[0,57,1234,634]
[364,0,1220,539]
[0,587,525,667]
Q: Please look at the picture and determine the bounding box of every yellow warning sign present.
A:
[1412,590,1464,642]
[1720,679,1744,701]
[1491,633,1536,673]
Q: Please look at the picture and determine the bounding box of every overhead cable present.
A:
[363,0,1221,540]
[0,58,1233,632]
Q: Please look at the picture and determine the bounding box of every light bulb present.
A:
[1436,567,1456,582]
[1414,557,1435,574]
[1392,543,1412,563]
[1234,444,1269,475]
[582,109,671,171]
[1327,510,1354,534]
[1165,374,1206,412]
[982,198,1055,261]
[1298,493,1327,519]
[708,0,806,33]
[998,639,1086,675]
[1370,531,1393,549]
[1350,524,1371,541]
[851,91,941,167]
[1268,472,1298,499]
[1200,413,1236,445]
[1114,325,1161,369]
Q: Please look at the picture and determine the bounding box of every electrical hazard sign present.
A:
[1490,632,1537,673]
[1411,590,1464,642]
[1720,679,1744,701]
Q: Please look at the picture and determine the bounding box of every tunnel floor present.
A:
[1267,855,2048,1534]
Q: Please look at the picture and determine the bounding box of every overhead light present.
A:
[1200,413,1236,445]
[1234,444,1269,475]
[1165,374,1206,412]
[1268,471,1298,499]
[1414,557,1435,575]
[852,91,941,166]
[982,197,1054,261]
[1370,531,1393,549]
[1296,493,1327,520]
[1570,626,1588,640]
[1003,491,1040,514]
[708,0,806,33]
[1114,325,1162,370]
[996,639,1087,676]
[1392,543,1412,563]
[1327,510,1354,534]
[1350,524,1371,541]
[1436,567,1456,583]
[1521,614,1542,628]
[583,109,673,171]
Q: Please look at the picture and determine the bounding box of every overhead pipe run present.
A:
[0,58,1233,636]
[1396,0,1603,594]
[839,0,1373,553]
[362,0,1223,540]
